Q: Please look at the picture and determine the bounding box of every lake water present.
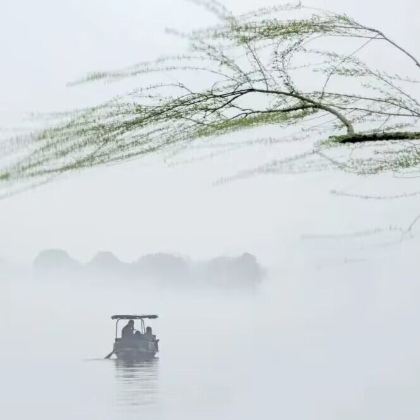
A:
[2,260,420,419]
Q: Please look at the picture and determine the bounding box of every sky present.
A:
[0,0,419,266]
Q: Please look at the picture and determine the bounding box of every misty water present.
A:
[2,253,420,420]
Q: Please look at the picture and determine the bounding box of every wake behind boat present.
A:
[105,314,159,361]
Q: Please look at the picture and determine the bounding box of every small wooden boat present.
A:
[106,314,159,361]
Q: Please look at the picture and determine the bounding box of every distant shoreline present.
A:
[29,249,265,288]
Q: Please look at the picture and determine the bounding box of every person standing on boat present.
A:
[121,319,135,339]
[145,326,154,340]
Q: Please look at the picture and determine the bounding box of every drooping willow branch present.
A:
[0,0,419,189]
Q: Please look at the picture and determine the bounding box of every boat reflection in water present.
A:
[114,358,159,408]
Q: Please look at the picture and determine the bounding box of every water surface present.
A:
[2,263,420,419]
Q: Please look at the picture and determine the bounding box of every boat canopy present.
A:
[111,314,158,320]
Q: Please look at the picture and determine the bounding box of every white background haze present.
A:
[1,1,420,419]
[0,0,419,264]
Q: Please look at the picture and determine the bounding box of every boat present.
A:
[106,314,159,361]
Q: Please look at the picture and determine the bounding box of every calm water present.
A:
[2,261,420,419]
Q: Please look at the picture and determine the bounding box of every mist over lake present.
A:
[2,238,420,419]
[1,0,420,418]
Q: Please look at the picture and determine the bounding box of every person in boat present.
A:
[121,319,135,339]
[145,326,159,351]
[145,326,155,340]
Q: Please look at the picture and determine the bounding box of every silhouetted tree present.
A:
[1,1,419,190]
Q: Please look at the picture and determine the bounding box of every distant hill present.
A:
[33,249,264,287]
[34,249,80,273]
[86,251,127,277]
[197,253,264,287]
[133,253,190,283]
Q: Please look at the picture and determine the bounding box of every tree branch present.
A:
[333,131,420,144]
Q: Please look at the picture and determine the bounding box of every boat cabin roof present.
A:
[111,314,158,320]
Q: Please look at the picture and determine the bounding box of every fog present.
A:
[1,0,420,418]
[2,246,420,419]
[1,0,419,264]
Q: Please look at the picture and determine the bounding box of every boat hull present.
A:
[113,338,158,361]
[115,348,157,361]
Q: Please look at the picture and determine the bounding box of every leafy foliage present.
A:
[0,0,419,192]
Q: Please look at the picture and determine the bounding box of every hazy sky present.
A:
[0,0,419,265]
